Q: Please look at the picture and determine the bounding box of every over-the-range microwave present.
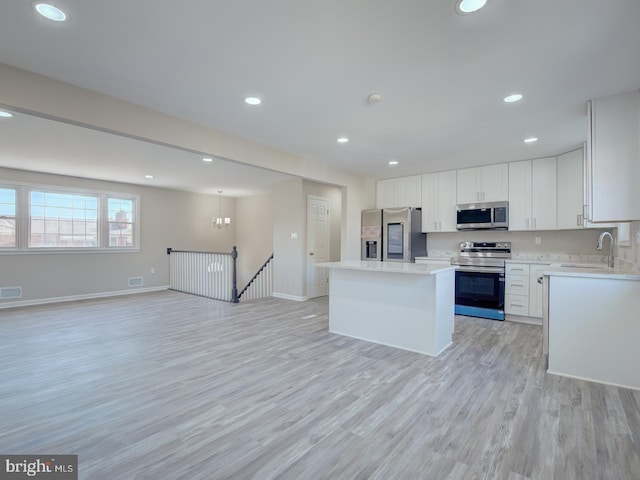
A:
[456,201,509,230]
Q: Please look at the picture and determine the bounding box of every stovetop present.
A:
[451,241,512,267]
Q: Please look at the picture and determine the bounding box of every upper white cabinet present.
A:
[556,148,585,229]
[421,170,457,232]
[587,89,640,222]
[508,157,557,231]
[376,175,422,209]
[456,164,509,204]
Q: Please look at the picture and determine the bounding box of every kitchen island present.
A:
[315,261,456,356]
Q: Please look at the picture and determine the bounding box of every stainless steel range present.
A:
[451,241,511,321]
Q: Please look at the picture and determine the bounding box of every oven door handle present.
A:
[455,266,505,274]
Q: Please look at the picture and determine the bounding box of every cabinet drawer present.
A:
[505,275,530,295]
[506,263,530,276]
[505,294,530,315]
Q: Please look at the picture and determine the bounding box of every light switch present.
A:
[291,232,298,239]
[535,236,541,245]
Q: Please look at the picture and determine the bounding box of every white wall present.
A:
[235,193,274,288]
[0,166,236,304]
[273,179,305,299]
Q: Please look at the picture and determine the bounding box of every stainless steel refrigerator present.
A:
[361,207,426,262]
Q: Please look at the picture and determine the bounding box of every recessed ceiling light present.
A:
[35,3,67,22]
[388,160,399,166]
[336,137,349,144]
[503,93,523,103]
[144,175,154,179]
[244,97,261,105]
[202,157,213,163]
[454,0,487,14]
[0,111,14,118]
[524,137,538,143]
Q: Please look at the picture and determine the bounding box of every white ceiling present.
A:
[1,0,639,191]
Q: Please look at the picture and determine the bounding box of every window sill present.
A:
[0,248,140,255]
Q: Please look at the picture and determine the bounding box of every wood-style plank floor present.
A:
[1,291,639,479]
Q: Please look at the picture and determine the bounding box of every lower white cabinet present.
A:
[505,263,550,321]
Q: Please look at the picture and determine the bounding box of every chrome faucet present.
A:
[596,231,615,268]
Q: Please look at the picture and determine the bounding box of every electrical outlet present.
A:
[535,236,541,245]
[151,267,156,275]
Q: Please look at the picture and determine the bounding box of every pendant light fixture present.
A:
[213,190,231,229]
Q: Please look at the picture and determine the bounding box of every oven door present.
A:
[454,267,505,320]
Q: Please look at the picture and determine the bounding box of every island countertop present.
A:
[315,261,456,275]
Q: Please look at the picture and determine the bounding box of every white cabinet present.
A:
[456,164,509,204]
[556,148,585,229]
[421,170,457,232]
[376,176,422,209]
[587,89,640,222]
[508,157,557,230]
[528,264,547,318]
[505,263,530,317]
[505,263,549,321]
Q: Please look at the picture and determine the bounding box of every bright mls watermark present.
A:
[1,455,77,479]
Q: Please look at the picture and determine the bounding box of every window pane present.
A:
[108,197,135,247]
[0,187,17,248]
[30,190,99,248]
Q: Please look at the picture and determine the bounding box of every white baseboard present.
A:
[0,285,170,310]
[272,292,309,302]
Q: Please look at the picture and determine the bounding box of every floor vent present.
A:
[0,287,23,300]
[128,277,144,288]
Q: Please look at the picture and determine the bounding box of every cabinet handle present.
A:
[577,214,582,227]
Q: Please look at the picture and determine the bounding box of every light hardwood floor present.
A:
[1,291,639,479]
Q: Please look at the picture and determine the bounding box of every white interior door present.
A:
[307,195,330,298]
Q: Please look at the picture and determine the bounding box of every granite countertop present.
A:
[315,261,456,275]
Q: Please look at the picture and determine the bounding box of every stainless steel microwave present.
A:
[456,201,509,230]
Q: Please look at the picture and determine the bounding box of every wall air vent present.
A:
[0,287,23,300]
[128,277,144,288]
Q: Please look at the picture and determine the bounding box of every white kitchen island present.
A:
[315,261,456,356]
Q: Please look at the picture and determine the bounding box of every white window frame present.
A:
[0,185,19,249]
[0,180,140,254]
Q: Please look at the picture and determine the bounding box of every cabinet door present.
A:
[531,157,557,230]
[508,160,532,230]
[590,90,640,222]
[481,164,509,202]
[437,170,458,231]
[557,148,584,229]
[421,173,439,232]
[529,264,549,318]
[398,175,422,208]
[376,179,396,209]
[457,167,482,204]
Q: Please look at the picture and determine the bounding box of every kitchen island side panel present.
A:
[548,275,640,390]
[328,268,454,356]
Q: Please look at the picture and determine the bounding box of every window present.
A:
[0,187,17,248]
[30,190,99,248]
[108,197,135,247]
[0,182,139,252]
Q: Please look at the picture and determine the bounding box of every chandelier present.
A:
[213,190,231,229]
